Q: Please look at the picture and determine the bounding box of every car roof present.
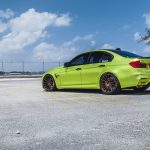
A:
[81,49,120,54]
[84,49,142,58]
[88,49,120,52]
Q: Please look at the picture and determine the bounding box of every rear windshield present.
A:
[110,50,142,58]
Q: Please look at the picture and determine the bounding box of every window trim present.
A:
[69,52,90,66]
[87,51,114,64]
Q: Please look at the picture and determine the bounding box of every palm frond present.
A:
[141,28,150,44]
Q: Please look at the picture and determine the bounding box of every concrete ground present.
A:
[0,79,150,150]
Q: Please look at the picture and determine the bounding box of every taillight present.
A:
[129,61,146,68]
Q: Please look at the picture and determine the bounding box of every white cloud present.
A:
[0,9,14,19]
[32,42,77,61]
[0,21,7,33]
[32,33,98,61]
[73,34,96,42]
[143,13,150,28]
[54,13,71,27]
[91,40,96,46]
[63,33,97,47]
[0,8,98,62]
[0,8,72,55]
[101,43,113,49]
[9,9,71,32]
[0,31,43,54]
[0,8,100,62]
[33,39,115,62]
[134,32,141,41]
[33,42,57,60]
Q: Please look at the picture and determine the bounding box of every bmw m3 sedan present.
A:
[42,49,150,94]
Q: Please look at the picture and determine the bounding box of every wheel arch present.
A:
[99,72,121,88]
[42,73,56,88]
[99,72,121,94]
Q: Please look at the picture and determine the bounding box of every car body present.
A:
[42,49,150,94]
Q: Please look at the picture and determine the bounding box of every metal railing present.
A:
[0,61,64,76]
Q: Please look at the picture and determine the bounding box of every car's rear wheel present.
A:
[133,84,149,91]
[43,75,57,91]
[100,73,121,95]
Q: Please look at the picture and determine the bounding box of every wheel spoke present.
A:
[43,77,54,91]
[101,74,118,94]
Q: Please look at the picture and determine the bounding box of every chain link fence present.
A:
[0,61,64,77]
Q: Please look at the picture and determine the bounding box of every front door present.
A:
[60,53,90,88]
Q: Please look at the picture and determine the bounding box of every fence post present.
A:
[22,61,24,73]
[2,61,4,73]
[42,60,45,73]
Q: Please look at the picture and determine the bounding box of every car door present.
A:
[81,51,113,88]
[60,53,90,87]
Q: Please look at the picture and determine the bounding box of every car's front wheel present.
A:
[100,73,121,95]
[43,75,57,91]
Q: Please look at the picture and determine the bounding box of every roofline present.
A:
[87,49,118,52]
[80,49,123,55]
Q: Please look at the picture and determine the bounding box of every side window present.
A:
[101,53,113,62]
[69,53,89,66]
[88,52,113,64]
[88,52,104,64]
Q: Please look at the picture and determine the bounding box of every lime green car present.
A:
[42,49,150,94]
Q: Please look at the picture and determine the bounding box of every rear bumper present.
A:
[130,73,150,87]
[137,77,150,86]
[136,70,150,86]
[120,73,150,88]
[113,65,150,88]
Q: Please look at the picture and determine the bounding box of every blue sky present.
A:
[0,0,150,64]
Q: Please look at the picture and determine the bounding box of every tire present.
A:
[133,84,149,91]
[100,73,121,95]
[43,75,57,91]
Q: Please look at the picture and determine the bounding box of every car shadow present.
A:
[57,89,150,95]
[119,89,150,95]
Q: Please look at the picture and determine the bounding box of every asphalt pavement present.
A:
[0,79,150,150]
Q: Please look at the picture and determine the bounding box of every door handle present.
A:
[99,65,105,67]
[76,68,82,71]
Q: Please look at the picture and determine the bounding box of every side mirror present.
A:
[64,62,70,67]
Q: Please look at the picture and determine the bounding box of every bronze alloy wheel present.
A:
[43,76,56,91]
[100,73,121,95]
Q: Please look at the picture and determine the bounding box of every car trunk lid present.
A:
[139,57,150,69]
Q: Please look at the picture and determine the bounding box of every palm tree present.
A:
[141,28,150,45]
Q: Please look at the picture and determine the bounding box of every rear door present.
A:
[81,51,114,88]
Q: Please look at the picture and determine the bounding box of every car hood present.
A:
[44,66,64,74]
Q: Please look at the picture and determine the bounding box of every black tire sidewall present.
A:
[43,75,57,91]
[100,73,121,95]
